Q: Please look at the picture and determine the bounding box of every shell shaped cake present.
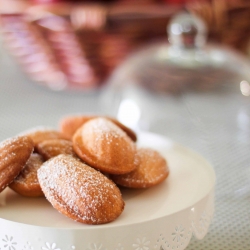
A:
[37,154,125,225]
[0,136,34,192]
[19,127,68,147]
[9,153,44,197]
[36,139,76,160]
[111,147,170,188]
[59,114,137,141]
[72,117,138,174]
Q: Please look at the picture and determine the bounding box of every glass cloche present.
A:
[101,11,250,250]
[101,11,250,147]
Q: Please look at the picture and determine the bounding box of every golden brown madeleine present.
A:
[9,153,44,197]
[111,148,169,188]
[59,115,96,140]
[36,139,76,160]
[72,117,138,174]
[19,126,69,149]
[0,136,34,193]
[38,154,125,225]
[108,117,137,142]
[59,114,137,141]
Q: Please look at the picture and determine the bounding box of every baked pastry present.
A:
[9,153,44,197]
[59,115,96,140]
[111,148,169,188]
[72,117,138,174]
[38,154,125,225]
[20,126,68,148]
[59,114,137,141]
[0,136,34,193]
[36,139,76,160]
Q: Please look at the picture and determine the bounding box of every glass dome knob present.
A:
[167,11,207,49]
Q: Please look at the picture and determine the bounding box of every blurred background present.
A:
[0,0,250,249]
[1,0,250,91]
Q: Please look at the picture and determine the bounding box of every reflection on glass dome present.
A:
[117,98,141,131]
[240,80,250,97]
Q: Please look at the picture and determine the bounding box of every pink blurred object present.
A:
[0,14,68,90]
[30,0,63,4]
[0,0,181,91]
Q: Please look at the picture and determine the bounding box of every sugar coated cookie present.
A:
[111,148,169,188]
[9,153,44,197]
[0,136,34,193]
[38,154,125,224]
[72,117,138,174]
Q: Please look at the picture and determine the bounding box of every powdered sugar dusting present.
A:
[0,136,34,192]
[76,117,137,174]
[37,139,75,160]
[0,136,28,150]
[84,117,128,146]
[111,148,169,188]
[0,136,33,169]
[38,154,124,224]
[14,153,43,185]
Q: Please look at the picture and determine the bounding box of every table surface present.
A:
[0,37,250,250]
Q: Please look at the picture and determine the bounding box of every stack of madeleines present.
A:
[0,115,169,225]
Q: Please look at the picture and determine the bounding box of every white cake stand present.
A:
[0,132,215,250]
